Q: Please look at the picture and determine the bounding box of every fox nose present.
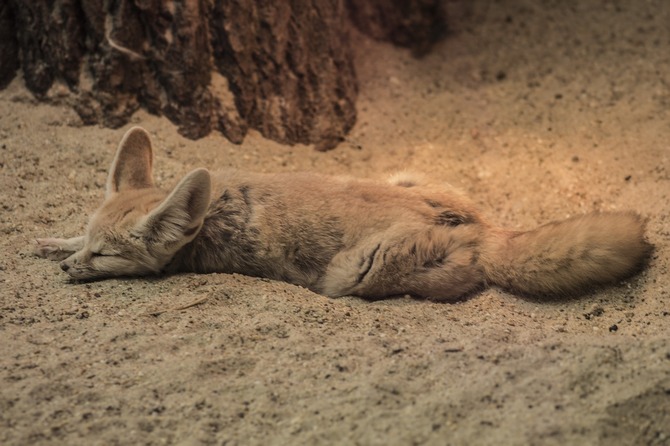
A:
[60,262,70,272]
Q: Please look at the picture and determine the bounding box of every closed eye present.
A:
[92,251,118,257]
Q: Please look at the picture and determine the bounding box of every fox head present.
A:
[60,127,212,280]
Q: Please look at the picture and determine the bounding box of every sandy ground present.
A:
[1,0,669,444]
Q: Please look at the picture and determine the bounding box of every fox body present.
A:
[35,127,651,301]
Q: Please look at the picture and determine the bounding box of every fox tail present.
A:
[482,212,652,297]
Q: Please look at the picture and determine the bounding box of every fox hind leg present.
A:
[321,227,485,301]
[34,236,85,261]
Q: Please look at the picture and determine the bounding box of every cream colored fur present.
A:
[34,127,652,301]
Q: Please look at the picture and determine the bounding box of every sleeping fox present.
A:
[34,127,651,300]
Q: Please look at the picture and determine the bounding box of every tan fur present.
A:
[34,127,652,300]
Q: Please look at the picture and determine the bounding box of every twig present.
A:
[143,295,210,317]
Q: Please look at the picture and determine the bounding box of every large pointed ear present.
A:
[141,168,211,250]
[106,127,155,197]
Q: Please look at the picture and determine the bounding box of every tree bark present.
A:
[211,0,358,150]
[1,0,443,150]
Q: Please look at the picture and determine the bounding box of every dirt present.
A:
[1,1,669,445]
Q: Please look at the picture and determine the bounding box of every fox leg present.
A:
[320,226,486,301]
[34,236,85,261]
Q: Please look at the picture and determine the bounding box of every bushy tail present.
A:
[483,212,652,297]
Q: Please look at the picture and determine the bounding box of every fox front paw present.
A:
[34,237,83,261]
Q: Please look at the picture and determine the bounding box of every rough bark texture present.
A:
[1,0,442,149]
[347,0,445,55]
[212,0,358,150]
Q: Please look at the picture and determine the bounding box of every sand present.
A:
[1,0,669,444]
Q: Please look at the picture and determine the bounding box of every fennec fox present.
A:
[34,127,651,301]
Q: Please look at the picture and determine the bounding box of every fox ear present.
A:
[142,168,211,250]
[106,127,154,196]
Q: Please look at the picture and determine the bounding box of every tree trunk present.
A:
[1,0,443,150]
[211,0,358,150]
